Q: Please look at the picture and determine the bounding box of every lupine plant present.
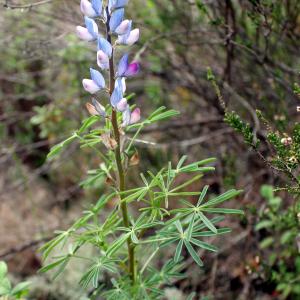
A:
[40,1,243,298]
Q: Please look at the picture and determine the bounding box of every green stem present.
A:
[106,8,136,284]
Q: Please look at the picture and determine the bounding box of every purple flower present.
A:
[82,68,105,94]
[109,8,124,32]
[98,37,113,58]
[117,54,140,78]
[80,0,102,17]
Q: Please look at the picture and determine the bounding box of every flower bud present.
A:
[76,26,95,41]
[115,19,131,35]
[125,29,140,45]
[80,0,97,17]
[82,79,101,94]
[97,50,109,70]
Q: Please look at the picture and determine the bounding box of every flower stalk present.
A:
[78,0,139,283]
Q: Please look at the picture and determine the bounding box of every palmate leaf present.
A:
[39,229,73,260]
[79,257,118,289]
[39,255,71,279]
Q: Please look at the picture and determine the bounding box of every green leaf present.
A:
[175,220,183,234]
[202,189,242,207]
[0,278,11,296]
[78,116,99,134]
[39,256,69,274]
[260,185,274,200]
[47,133,77,159]
[39,230,72,260]
[197,185,209,206]
[255,220,273,231]
[11,281,30,296]
[106,233,130,257]
[198,211,217,233]
[184,240,203,267]
[187,292,196,300]
[0,262,7,280]
[174,239,183,263]
[201,208,244,214]
[190,238,218,252]
[149,109,179,122]
[186,213,195,240]
[193,228,231,237]
[259,237,274,249]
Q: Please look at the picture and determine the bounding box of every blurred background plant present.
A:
[0,0,299,299]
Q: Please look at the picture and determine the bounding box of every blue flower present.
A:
[108,0,128,12]
[84,16,99,40]
[109,8,124,32]
[110,79,124,107]
[80,0,103,17]
[82,68,105,94]
[98,37,113,58]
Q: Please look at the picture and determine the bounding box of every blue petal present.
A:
[122,107,131,127]
[116,0,128,9]
[117,53,129,77]
[109,8,124,32]
[90,68,105,88]
[109,0,128,11]
[110,83,123,107]
[84,16,98,39]
[97,37,113,58]
[91,0,102,15]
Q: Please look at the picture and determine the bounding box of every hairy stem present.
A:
[106,8,136,283]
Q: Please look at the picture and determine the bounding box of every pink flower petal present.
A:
[126,28,140,45]
[82,79,101,94]
[80,0,97,17]
[130,108,141,124]
[76,26,94,41]
[97,50,110,70]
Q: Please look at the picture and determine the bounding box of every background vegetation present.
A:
[0,0,299,299]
